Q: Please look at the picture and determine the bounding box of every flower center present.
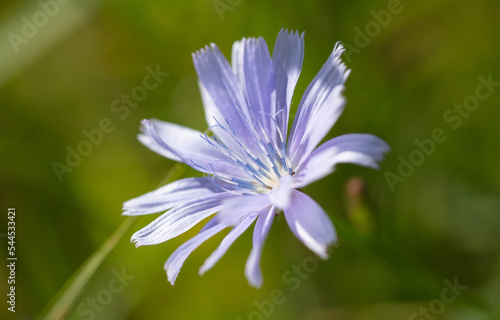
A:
[199,103,295,195]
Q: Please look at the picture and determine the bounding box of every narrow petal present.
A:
[138,118,218,162]
[295,134,390,187]
[193,44,260,154]
[198,80,245,153]
[242,37,276,135]
[272,29,304,139]
[198,81,232,145]
[131,193,233,247]
[284,190,337,259]
[218,194,271,225]
[245,206,275,288]
[137,121,181,162]
[165,216,228,284]
[122,177,224,216]
[288,43,350,168]
[199,212,258,275]
[140,119,248,179]
[231,39,246,93]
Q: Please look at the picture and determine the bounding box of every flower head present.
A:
[123,29,389,288]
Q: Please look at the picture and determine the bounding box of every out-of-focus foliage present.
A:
[1,0,499,319]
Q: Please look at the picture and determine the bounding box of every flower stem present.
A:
[37,163,186,320]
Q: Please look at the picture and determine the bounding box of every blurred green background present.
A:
[1,0,500,319]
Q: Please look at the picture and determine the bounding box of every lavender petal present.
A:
[245,206,275,288]
[284,190,337,259]
[296,133,390,187]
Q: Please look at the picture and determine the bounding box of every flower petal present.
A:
[138,118,216,162]
[288,43,350,168]
[131,192,233,247]
[217,194,271,225]
[242,37,276,135]
[139,119,248,179]
[198,81,234,146]
[273,29,304,138]
[295,134,390,187]
[199,212,258,275]
[193,44,260,154]
[198,80,246,153]
[122,177,224,216]
[245,206,275,288]
[231,39,246,93]
[165,216,228,285]
[284,190,337,259]
[137,121,181,162]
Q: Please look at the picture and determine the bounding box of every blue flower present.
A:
[124,29,389,288]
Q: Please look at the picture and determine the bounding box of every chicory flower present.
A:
[123,29,389,288]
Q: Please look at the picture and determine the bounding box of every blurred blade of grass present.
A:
[0,0,99,87]
[37,163,186,320]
